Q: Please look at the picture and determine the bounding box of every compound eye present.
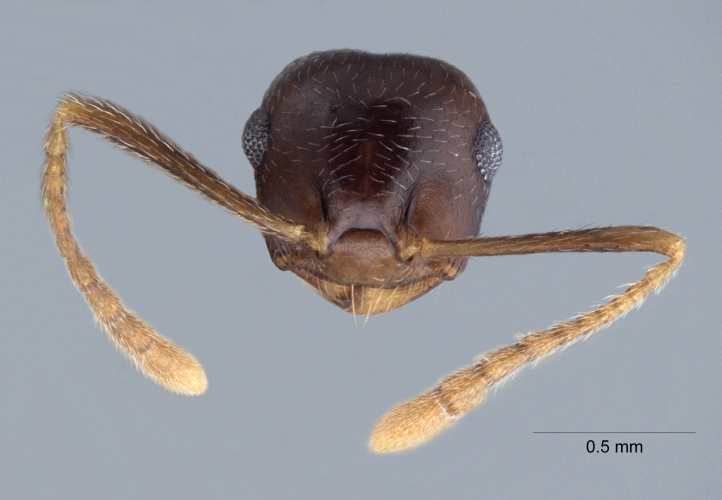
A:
[242,108,270,169]
[474,119,502,181]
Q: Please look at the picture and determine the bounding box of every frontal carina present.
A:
[42,49,685,453]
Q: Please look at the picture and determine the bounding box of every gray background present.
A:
[2,1,720,498]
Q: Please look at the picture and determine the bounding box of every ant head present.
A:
[243,50,502,314]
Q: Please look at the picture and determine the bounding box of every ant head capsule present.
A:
[247,50,501,313]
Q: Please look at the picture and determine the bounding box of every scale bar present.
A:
[533,432,695,434]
